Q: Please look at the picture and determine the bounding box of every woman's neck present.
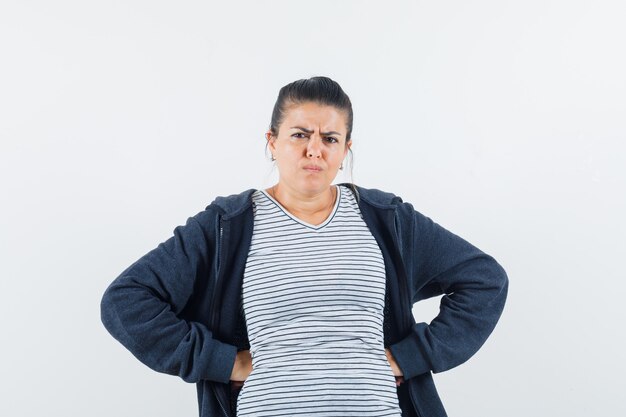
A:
[267,183,337,220]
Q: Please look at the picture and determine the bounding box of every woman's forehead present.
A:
[283,102,347,131]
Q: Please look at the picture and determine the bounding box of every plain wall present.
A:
[1,1,624,416]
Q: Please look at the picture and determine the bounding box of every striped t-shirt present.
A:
[236,184,402,417]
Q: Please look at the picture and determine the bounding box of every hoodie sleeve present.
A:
[388,203,509,380]
[100,209,237,384]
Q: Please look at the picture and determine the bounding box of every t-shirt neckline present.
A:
[260,185,341,230]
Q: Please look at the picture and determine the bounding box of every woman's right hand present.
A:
[230,349,252,389]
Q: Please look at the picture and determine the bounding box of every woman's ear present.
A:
[266,131,276,153]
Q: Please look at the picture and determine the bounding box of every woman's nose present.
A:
[307,136,322,158]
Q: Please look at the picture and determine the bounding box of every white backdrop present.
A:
[1,1,624,416]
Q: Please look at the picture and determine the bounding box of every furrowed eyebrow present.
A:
[290,126,342,136]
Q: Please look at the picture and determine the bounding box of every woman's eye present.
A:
[290,133,337,143]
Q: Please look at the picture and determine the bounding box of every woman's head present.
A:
[266,76,354,196]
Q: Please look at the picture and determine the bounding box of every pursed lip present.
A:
[303,165,323,171]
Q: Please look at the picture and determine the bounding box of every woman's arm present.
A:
[100,209,237,384]
[388,203,509,380]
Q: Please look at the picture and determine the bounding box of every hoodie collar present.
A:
[208,183,400,219]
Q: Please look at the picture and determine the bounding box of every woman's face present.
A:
[267,101,351,195]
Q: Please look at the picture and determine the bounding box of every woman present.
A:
[101,76,508,417]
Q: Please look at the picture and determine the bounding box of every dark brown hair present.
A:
[268,76,353,141]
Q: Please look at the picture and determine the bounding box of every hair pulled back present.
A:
[269,76,353,142]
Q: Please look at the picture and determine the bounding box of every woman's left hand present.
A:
[385,348,405,386]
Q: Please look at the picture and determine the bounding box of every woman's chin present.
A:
[301,179,332,192]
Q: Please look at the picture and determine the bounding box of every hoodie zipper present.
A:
[390,208,424,417]
[389,209,412,333]
[209,215,231,417]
